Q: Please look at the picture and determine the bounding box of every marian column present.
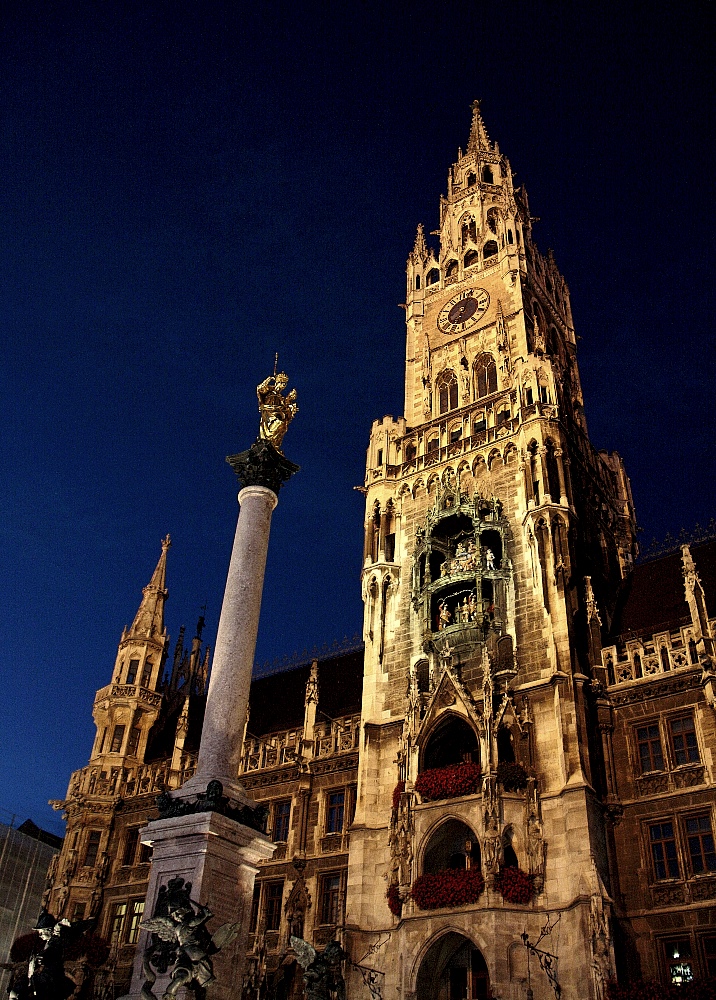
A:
[124,372,299,1000]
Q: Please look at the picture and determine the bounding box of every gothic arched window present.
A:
[426,267,440,286]
[482,165,494,183]
[483,240,498,260]
[464,249,479,269]
[461,216,477,246]
[474,354,497,399]
[486,208,499,234]
[437,371,458,414]
[445,259,458,278]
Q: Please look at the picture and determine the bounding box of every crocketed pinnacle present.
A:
[466,99,491,154]
[410,223,429,264]
[128,535,170,639]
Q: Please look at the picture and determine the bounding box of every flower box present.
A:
[411,868,485,910]
[496,761,528,791]
[493,866,534,904]
[386,884,402,917]
[414,762,482,802]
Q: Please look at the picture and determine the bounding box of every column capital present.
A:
[238,485,279,511]
[227,439,299,496]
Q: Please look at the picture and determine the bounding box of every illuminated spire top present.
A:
[466,99,492,154]
[127,535,170,639]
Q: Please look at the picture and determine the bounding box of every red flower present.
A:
[411,868,485,910]
[493,866,534,904]
[414,762,482,802]
[386,884,402,917]
[392,780,405,811]
[496,761,528,791]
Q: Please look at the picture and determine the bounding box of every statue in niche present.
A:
[483,812,500,876]
[484,548,496,571]
[437,601,452,631]
[291,938,347,1000]
[140,877,240,999]
[257,370,298,452]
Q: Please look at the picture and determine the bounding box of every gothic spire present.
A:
[409,223,429,264]
[127,535,170,639]
[466,99,491,154]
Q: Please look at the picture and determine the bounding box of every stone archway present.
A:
[415,933,490,1000]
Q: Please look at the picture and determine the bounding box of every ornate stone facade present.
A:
[44,105,716,998]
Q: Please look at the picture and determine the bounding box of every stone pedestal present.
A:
[123,812,274,999]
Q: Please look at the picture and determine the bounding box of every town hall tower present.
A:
[348,101,638,1000]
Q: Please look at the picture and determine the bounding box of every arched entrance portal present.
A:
[416,933,490,1000]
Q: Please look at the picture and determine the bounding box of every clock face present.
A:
[438,288,490,335]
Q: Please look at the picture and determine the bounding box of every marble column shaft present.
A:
[194,484,278,788]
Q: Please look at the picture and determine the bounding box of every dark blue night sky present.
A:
[1,2,713,835]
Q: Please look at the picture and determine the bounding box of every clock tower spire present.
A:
[349,102,638,1000]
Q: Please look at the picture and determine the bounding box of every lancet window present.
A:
[474,354,497,399]
[461,216,477,246]
[437,370,459,414]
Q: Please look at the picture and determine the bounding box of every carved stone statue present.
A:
[140,876,240,999]
[291,938,347,1000]
[257,372,298,452]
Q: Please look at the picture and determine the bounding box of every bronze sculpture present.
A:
[257,370,298,452]
[140,877,240,1000]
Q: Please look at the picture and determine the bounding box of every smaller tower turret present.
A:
[90,537,171,765]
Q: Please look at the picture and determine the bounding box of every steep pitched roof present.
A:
[247,649,364,736]
[609,539,716,640]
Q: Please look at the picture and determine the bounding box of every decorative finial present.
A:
[256,369,298,453]
[410,223,429,264]
[467,99,491,155]
[162,534,172,551]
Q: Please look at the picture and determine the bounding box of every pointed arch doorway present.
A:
[416,933,490,1000]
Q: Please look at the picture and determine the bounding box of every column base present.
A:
[120,811,275,1000]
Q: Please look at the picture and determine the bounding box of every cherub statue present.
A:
[437,601,451,631]
[291,938,347,1000]
[140,877,240,1000]
[257,370,298,452]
